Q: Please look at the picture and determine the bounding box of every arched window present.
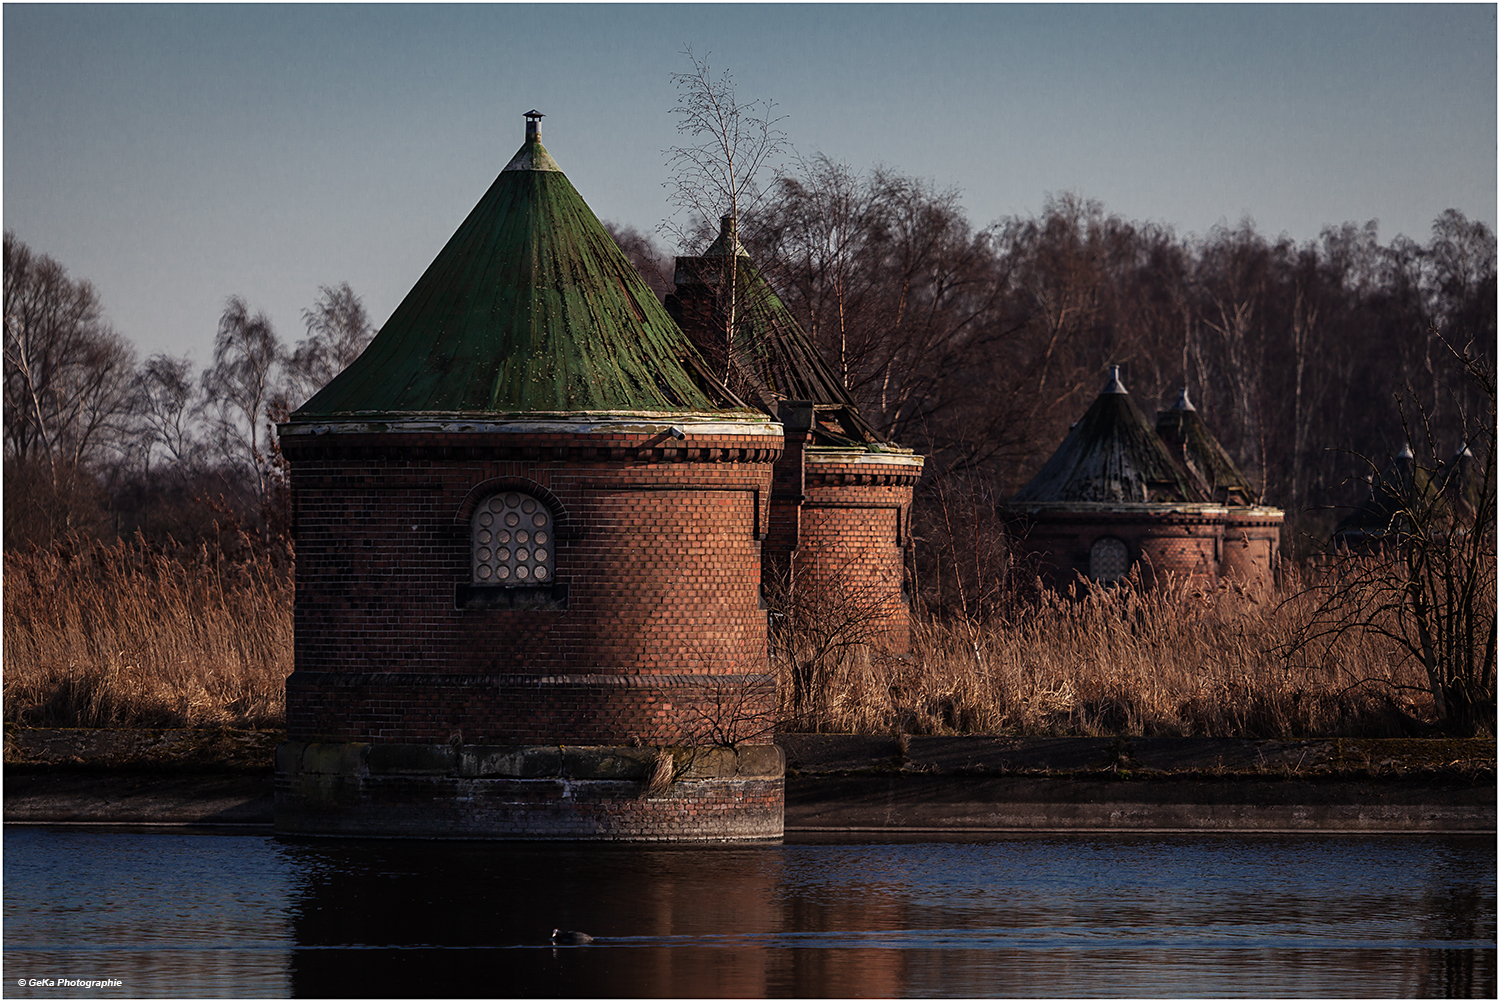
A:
[472,492,555,585]
[1089,536,1129,583]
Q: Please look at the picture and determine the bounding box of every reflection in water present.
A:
[4,829,1494,998]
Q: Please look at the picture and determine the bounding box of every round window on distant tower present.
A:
[473,493,555,585]
[1089,536,1130,583]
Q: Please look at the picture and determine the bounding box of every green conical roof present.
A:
[295,120,731,417]
[1011,367,1205,504]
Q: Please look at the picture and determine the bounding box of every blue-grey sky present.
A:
[5,4,1495,363]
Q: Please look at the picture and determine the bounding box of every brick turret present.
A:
[668,216,923,651]
[1002,369,1282,594]
[275,115,785,839]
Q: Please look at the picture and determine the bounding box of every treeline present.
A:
[3,229,374,552]
[723,159,1496,526]
[6,170,1496,566]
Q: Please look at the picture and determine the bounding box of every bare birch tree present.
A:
[663,48,788,382]
[202,296,284,510]
[286,282,375,407]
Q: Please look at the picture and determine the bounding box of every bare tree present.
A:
[132,353,206,475]
[3,232,136,545]
[663,48,788,382]
[202,296,284,509]
[286,282,375,407]
[3,232,137,472]
[604,222,675,302]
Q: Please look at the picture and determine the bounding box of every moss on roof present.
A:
[295,131,734,417]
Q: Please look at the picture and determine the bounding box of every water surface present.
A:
[4,827,1494,997]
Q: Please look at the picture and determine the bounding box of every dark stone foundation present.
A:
[274,741,785,840]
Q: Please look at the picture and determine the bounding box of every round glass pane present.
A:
[477,565,492,580]
[534,549,547,563]
[534,531,548,545]
[505,493,520,507]
[478,530,491,544]
[534,566,548,580]
[533,513,547,527]
[522,499,536,513]
[496,530,511,545]
[496,565,510,580]
[477,548,491,562]
[516,530,529,544]
[516,549,530,562]
[516,565,530,579]
[505,512,520,527]
[479,512,493,527]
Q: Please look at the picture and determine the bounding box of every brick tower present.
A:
[275,113,784,839]
[667,217,924,652]
[1001,367,1281,593]
[1155,387,1282,596]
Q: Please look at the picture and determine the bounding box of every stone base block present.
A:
[275,741,784,840]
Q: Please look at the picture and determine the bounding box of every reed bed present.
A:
[4,537,1431,738]
[774,572,1434,739]
[3,535,292,729]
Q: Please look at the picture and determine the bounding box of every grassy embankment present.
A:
[3,537,1434,738]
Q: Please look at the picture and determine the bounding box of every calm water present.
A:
[3,826,1494,998]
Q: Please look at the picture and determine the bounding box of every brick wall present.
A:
[1219,509,1284,597]
[286,672,777,746]
[281,422,780,745]
[1006,506,1228,590]
[772,453,922,651]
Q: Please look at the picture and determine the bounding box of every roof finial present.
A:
[1103,364,1127,395]
[1170,385,1196,411]
[524,109,545,143]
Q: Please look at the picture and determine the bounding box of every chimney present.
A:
[524,109,545,143]
[1103,364,1127,395]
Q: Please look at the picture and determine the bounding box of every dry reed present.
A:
[4,537,1434,738]
[3,534,292,729]
[774,569,1436,739]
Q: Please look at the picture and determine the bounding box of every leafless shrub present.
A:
[1285,347,1495,736]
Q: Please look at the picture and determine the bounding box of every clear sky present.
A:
[5,4,1495,363]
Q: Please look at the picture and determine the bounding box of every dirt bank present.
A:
[5,727,1494,832]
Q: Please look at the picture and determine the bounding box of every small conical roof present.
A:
[295,115,734,417]
[1332,443,1433,543]
[671,215,881,445]
[1155,386,1257,504]
[1011,368,1203,504]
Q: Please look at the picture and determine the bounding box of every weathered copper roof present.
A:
[1010,367,1204,504]
[1155,387,1257,504]
[669,216,882,446]
[295,117,737,418]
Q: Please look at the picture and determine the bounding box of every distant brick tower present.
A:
[1001,367,1282,594]
[667,216,924,652]
[1155,387,1282,596]
[275,113,784,839]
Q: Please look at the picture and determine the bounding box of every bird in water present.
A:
[551,928,594,945]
